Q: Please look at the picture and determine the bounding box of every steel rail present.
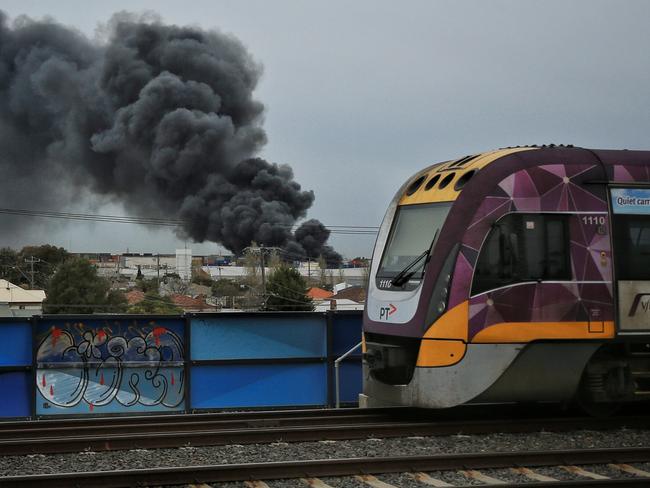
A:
[1,447,650,487]
[0,412,396,439]
[0,407,406,431]
[0,402,640,433]
[490,480,650,487]
[1,415,650,456]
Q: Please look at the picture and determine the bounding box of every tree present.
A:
[0,247,22,284]
[192,268,213,286]
[136,277,159,293]
[212,279,246,297]
[45,258,127,314]
[19,244,70,288]
[242,246,261,288]
[0,244,70,289]
[267,250,282,271]
[127,292,181,314]
[265,266,313,312]
[241,245,264,310]
[161,275,190,295]
[20,244,69,267]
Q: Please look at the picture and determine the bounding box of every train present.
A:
[361,145,650,411]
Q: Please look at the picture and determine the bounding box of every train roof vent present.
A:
[425,174,441,191]
[406,174,427,195]
[499,144,575,149]
[438,172,456,189]
[443,154,479,171]
[454,170,477,191]
[452,154,477,166]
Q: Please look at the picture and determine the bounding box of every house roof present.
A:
[125,290,145,305]
[314,299,364,311]
[331,286,366,303]
[0,279,46,304]
[307,287,333,299]
[170,294,215,311]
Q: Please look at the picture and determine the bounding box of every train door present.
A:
[611,188,650,332]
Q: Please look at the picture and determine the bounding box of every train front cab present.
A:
[362,148,650,410]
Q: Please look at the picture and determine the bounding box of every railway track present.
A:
[2,447,650,487]
[1,407,650,455]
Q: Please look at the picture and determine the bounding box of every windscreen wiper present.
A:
[389,229,439,288]
[390,249,430,287]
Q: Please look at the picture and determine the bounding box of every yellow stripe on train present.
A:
[399,147,537,205]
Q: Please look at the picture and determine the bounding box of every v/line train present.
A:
[361,146,650,410]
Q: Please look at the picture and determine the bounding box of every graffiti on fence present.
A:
[36,320,185,415]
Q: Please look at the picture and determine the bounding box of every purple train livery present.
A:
[362,146,650,411]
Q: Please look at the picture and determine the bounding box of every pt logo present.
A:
[379,303,397,320]
[628,293,650,317]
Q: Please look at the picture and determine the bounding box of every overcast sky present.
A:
[1,0,649,258]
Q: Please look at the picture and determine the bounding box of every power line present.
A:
[0,207,378,235]
[0,208,183,226]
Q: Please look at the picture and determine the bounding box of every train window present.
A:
[612,215,650,280]
[438,173,456,189]
[425,174,441,190]
[406,175,427,195]
[454,170,476,191]
[377,203,452,281]
[471,214,571,295]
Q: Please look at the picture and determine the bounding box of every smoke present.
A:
[287,219,342,267]
[0,11,339,259]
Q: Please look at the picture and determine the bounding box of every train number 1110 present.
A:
[582,216,606,225]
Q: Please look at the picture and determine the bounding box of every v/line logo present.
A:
[628,293,650,317]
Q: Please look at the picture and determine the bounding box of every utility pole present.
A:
[157,254,160,287]
[24,256,41,289]
[243,245,281,307]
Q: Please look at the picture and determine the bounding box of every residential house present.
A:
[0,279,46,317]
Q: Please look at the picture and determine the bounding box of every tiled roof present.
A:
[170,294,215,311]
[331,286,366,303]
[307,287,333,299]
[125,290,145,305]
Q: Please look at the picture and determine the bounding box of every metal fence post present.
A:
[334,341,362,408]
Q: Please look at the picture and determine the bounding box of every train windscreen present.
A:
[377,202,451,280]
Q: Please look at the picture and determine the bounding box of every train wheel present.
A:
[575,373,621,417]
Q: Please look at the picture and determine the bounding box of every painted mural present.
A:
[36,319,185,415]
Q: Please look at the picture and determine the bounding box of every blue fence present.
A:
[0,311,362,419]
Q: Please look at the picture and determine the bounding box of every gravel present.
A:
[1,427,650,479]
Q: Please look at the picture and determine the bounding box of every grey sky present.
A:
[1,0,649,258]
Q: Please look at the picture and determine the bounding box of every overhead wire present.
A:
[0,207,378,235]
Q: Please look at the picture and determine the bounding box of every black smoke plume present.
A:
[0,12,338,258]
[289,219,342,267]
